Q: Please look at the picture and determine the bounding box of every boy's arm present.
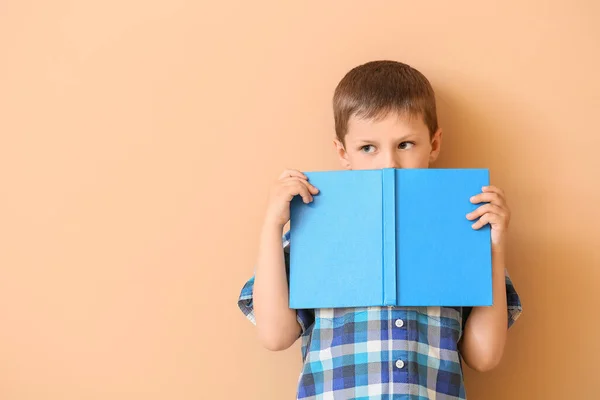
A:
[460,185,512,371]
[253,220,301,351]
[459,249,508,371]
[253,169,319,351]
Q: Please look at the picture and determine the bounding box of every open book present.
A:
[288,168,492,308]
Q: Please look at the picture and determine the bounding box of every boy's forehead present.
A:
[346,112,429,140]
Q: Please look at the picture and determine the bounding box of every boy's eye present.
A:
[399,142,414,150]
[360,145,375,153]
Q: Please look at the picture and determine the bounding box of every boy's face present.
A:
[334,112,442,170]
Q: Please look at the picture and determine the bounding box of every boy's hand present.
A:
[466,185,510,251]
[264,169,319,227]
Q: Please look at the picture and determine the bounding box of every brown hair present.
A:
[333,60,438,143]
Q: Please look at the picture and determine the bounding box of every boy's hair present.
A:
[333,60,438,143]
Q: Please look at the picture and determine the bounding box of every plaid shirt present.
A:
[238,231,522,399]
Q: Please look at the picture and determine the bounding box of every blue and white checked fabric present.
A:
[238,231,522,399]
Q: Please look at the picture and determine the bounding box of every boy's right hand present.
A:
[265,169,319,227]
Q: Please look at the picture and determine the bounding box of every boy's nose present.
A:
[383,156,401,169]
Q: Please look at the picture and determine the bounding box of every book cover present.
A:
[288,168,492,309]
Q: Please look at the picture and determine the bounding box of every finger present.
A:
[482,185,505,198]
[470,192,505,207]
[466,204,506,220]
[302,179,319,195]
[282,176,319,195]
[279,169,307,180]
[295,182,313,203]
[471,213,490,230]
[282,179,313,203]
[471,213,505,230]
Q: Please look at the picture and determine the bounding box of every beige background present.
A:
[1,1,599,399]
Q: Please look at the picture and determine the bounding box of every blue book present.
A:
[288,168,492,308]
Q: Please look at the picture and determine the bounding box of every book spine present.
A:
[382,168,397,305]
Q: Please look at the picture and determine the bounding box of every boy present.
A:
[237,60,522,399]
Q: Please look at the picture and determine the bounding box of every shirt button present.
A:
[395,319,404,328]
[395,359,404,369]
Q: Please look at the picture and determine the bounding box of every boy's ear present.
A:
[333,138,351,169]
[428,128,443,164]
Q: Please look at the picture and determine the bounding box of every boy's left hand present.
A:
[466,185,510,250]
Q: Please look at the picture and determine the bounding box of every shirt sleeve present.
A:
[505,269,523,328]
[462,268,523,328]
[237,230,315,336]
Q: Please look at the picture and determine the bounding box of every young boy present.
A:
[237,60,522,399]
